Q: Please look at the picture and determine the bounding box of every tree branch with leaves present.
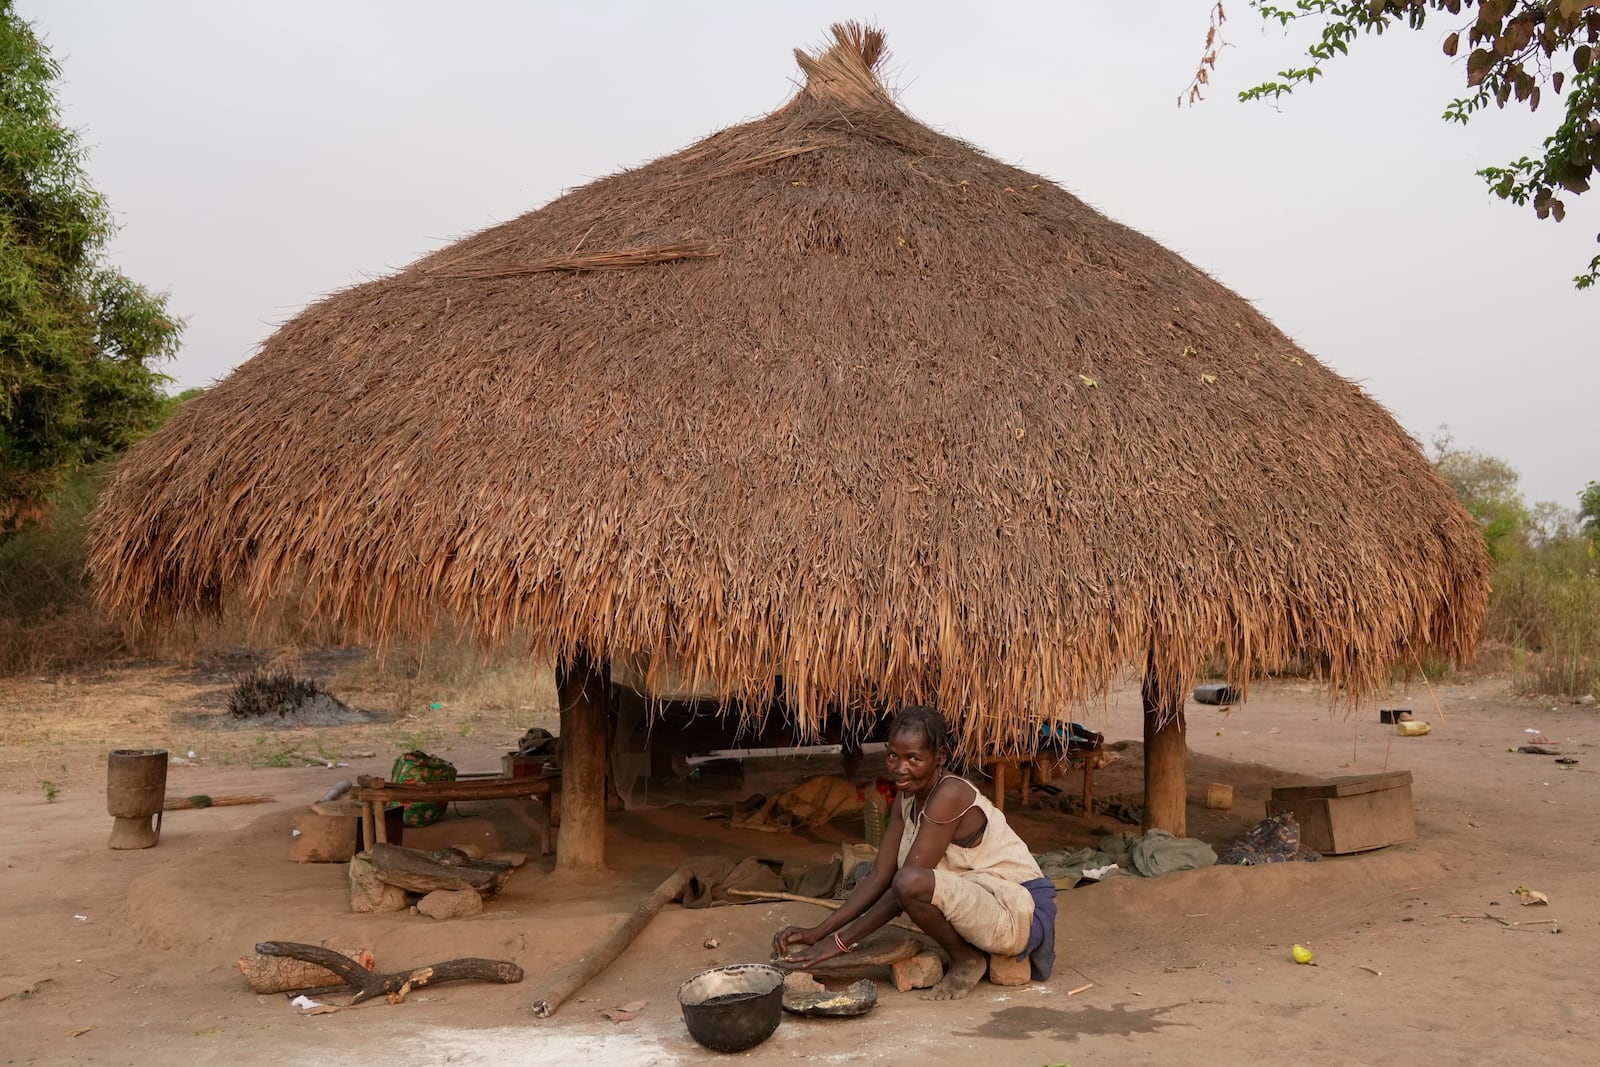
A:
[1,0,182,528]
[1188,1,1600,289]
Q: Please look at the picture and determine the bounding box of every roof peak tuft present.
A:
[794,22,894,109]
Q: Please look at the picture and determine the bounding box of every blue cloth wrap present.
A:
[1017,875,1057,980]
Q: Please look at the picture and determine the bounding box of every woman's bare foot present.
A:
[923,952,986,1000]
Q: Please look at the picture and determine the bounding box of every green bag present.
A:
[389,750,457,827]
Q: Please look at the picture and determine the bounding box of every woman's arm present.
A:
[772,793,908,958]
[778,780,980,965]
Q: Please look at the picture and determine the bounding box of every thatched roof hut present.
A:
[90,25,1489,860]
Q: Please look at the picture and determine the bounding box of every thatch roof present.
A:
[89,24,1490,750]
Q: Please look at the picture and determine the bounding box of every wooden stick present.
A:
[1362,886,1423,908]
[253,942,521,1005]
[724,888,922,933]
[1413,655,1447,724]
[1066,982,1094,996]
[530,866,693,1018]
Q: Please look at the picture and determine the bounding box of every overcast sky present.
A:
[23,0,1594,508]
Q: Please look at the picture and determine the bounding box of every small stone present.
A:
[417,888,484,920]
[703,937,720,949]
[1580,694,1595,706]
[986,952,1031,987]
[892,953,944,992]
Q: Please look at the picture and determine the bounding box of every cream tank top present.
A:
[896,775,1043,883]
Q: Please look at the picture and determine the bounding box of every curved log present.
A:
[254,941,523,1005]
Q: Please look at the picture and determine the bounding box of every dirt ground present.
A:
[2,656,1597,1066]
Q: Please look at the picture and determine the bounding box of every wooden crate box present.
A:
[1267,770,1415,855]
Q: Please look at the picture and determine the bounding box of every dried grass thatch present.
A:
[89,24,1490,750]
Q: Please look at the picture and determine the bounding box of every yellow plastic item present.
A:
[1396,721,1431,736]
[1292,944,1314,965]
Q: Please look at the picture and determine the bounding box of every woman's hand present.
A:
[777,934,846,968]
[772,925,818,957]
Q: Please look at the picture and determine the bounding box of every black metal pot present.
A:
[678,963,784,1053]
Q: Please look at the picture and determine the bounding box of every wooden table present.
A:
[350,773,560,855]
[982,739,1103,812]
[979,757,1041,810]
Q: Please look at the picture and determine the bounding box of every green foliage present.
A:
[1429,428,1529,561]
[1580,479,1600,549]
[0,385,183,666]
[0,461,127,672]
[1428,431,1599,696]
[1492,550,1600,696]
[1234,1,1600,289]
[0,1,181,527]
[0,461,105,618]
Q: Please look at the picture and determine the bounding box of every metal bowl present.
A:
[677,963,784,1053]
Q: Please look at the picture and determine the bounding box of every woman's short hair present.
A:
[887,705,949,755]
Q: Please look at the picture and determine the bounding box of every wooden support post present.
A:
[556,648,610,871]
[1142,653,1188,837]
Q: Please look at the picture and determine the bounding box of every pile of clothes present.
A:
[1036,813,1322,886]
[1035,830,1217,884]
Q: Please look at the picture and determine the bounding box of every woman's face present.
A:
[885,727,944,795]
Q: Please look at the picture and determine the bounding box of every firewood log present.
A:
[253,942,522,1005]
[237,948,374,993]
[367,842,514,895]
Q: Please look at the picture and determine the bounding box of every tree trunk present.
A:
[556,648,610,871]
[1142,654,1188,837]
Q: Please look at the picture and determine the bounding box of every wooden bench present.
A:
[350,773,560,855]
